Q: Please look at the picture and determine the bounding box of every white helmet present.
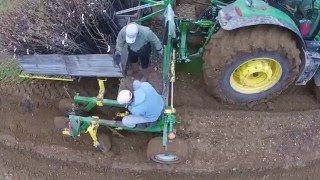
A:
[117,90,133,105]
[125,23,138,44]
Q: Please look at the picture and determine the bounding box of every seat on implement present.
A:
[18,54,123,78]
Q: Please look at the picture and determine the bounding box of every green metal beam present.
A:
[178,20,190,62]
[74,95,125,112]
[211,0,228,6]
[136,8,165,23]
[163,0,173,6]
[69,115,164,133]
[139,0,160,5]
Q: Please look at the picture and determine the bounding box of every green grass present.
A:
[0,58,23,80]
[0,0,10,12]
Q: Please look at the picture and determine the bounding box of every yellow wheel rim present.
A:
[230,58,282,94]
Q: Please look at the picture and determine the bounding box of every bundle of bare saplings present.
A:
[0,0,136,55]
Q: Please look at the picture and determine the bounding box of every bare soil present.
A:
[1,2,320,180]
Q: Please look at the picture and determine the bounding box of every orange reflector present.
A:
[168,132,176,140]
[235,6,242,16]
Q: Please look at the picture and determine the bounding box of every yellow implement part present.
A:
[97,79,107,106]
[62,128,71,136]
[170,49,176,83]
[164,108,176,115]
[230,58,282,94]
[19,74,73,81]
[86,116,100,147]
[116,111,130,118]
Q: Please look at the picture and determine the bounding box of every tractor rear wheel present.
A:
[203,26,301,104]
[147,137,188,164]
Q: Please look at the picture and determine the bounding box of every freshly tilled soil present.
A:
[1,2,320,180]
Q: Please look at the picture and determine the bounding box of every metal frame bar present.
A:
[178,21,190,62]
[132,0,222,62]
[176,19,217,62]
[136,8,165,23]
[74,96,125,112]
[19,74,74,81]
[139,0,160,4]
[69,115,164,133]
[116,3,162,15]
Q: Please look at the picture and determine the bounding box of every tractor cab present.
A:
[267,0,320,39]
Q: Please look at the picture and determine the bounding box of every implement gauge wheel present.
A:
[203,26,301,104]
[147,137,188,164]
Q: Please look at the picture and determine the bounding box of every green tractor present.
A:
[180,0,320,104]
[17,0,320,164]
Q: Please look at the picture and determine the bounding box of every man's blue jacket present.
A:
[128,80,164,121]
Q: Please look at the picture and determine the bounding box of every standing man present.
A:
[116,80,164,128]
[114,22,163,81]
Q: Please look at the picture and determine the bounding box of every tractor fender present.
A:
[217,0,306,50]
[216,0,320,85]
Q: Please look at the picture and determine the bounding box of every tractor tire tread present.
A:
[203,26,301,105]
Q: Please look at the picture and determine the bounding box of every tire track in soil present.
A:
[176,108,320,171]
[0,135,140,180]
[2,108,320,180]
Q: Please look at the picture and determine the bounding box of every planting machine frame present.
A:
[17,0,320,164]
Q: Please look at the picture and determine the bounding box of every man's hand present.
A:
[113,111,130,121]
[113,52,121,68]
[116,111,130,118]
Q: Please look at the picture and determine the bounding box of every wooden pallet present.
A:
[18,54,124,78]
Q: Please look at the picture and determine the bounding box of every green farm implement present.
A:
[16,0,320,164]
